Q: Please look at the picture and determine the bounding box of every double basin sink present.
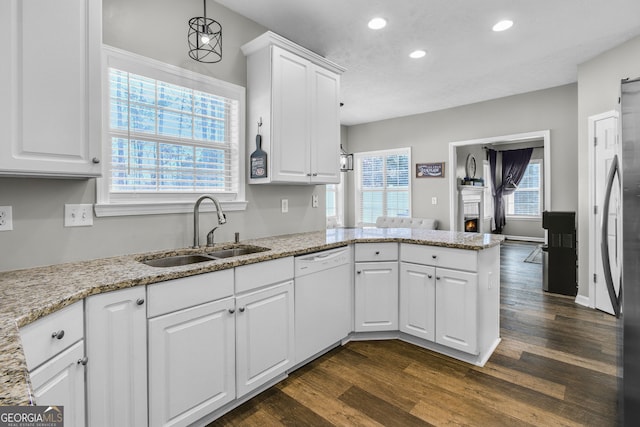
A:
[141,245,270,268]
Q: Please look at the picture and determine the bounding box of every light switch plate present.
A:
[281,199,289,213]
[0,206,13,231]
[65,204,94,227]
[431,197,438,205]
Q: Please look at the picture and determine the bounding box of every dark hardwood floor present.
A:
[210,241,621,426]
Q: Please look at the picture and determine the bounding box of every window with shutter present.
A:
[96,46,246,217]
[355,148,411,226]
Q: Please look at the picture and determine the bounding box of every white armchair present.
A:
[375,216,439,230]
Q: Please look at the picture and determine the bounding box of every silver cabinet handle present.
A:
[228,308,235,314]
[136,298,145,305]
[51,330,65,340]
[92,157,100,164]
[77,357,88,366]
[239,307,246,313]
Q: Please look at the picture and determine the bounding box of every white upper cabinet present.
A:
[242,32,345,185]
[0,0,102,177]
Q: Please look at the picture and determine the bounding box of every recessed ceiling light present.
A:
[492,20,513,32]
[409,50,426,59]
[368,17,387,30]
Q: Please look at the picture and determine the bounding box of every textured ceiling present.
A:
[216,0,640,125]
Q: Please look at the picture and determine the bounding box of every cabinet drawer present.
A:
[235,257,294,293]
[20,301,84,371]
[401,244,478,272]
[147,269,234,318]
[355,243,398,262]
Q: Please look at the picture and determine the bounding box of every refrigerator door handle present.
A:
[601,154,623,318]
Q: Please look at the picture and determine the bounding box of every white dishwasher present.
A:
[294,246,352,364]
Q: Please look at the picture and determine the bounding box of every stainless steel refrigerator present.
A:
[603,77,640,425]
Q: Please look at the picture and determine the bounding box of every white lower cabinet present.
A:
[399,262,436,342]
[29,341,85,427]
[434,268,478,354]
[85,286,147,427]
[235,280,294,398]
[354,262,399,332]
[148,297,236,427]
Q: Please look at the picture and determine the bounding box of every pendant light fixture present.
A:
[188,0,222,63]
[340,144,353,172]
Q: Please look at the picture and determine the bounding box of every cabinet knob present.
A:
[136,298,145,305]
[356,271,362,274]
[92,157,101,164]
[77,357,88,366]
[51,330,65,340]
[312,173,318,176]
[432,255,437,259]
[306,173,312,177]
[428,274,433,279]
[375,251,380,255]
[228,308,235,314]
[239,307,246,313]
[436,276,441,280]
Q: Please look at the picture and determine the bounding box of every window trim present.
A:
[95,45,247,217]
[354,147,412,226]
[504,158,542,219]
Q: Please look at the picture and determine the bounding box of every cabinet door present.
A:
[435,268,478,354]
[400,263,436,341]
[148,297,236,427]
[0,0,101,177]
[310,66,340,184]
[86,287,147,427]
[270,46,311,183]
[236,280,294,397]
[354,262,399,332]
[30,341,85,427]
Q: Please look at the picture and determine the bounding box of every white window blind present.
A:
[505,159,542,217]
[109,69,238,193]
[96,46,246,216]
[355,148,411,226]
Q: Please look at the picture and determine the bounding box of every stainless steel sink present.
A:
[207,245,269,259]
[141,245,270,267]
[142,254,215,268]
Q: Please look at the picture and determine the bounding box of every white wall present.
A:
[577,34,640,299]
[345,84,578,232]
[0,0,327,271]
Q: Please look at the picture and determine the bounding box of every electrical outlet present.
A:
[281,199,289,213]
[0,206,13,231]
[312,194,319,208]
[64,204,94,227]
[432,197,438,205]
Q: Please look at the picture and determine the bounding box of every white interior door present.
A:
[592,113,620,315]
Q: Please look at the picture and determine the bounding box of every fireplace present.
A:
[464,218,478,233]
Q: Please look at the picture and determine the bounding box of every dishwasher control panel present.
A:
[294,246,352,277]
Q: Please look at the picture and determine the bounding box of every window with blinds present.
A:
[505,159,542,217]
[108,69,238,193]
[97,46,246,216]
[355,148,411,226]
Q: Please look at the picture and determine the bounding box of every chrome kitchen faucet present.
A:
[193,195,227,248]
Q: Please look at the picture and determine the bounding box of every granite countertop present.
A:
[0,228,503,405]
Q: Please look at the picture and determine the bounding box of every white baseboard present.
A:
[574,294,591,308]
[504,235,545,243]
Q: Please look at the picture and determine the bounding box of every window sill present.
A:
[504,215,541,221]
[94,200,248,217]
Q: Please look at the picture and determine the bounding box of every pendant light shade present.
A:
[188,0,222,63]
[340,144,353,172]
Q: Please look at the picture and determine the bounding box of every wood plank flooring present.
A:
[209,241,620,426]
